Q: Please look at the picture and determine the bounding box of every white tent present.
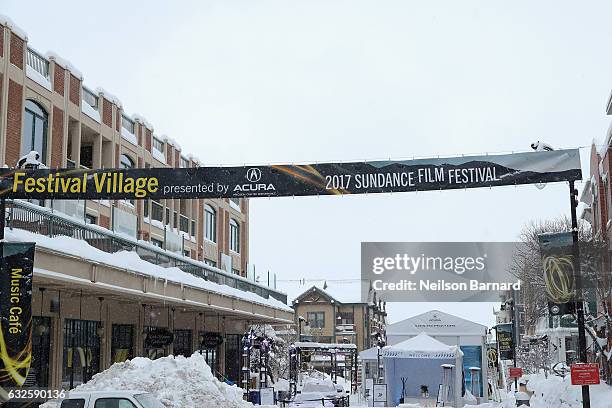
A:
[382,332,464,407]
[387,310,487,400]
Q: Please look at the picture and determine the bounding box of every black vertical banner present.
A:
[0,242,35,388]
[496,323,514,360]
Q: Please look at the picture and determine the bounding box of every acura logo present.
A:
[246,168,262,183]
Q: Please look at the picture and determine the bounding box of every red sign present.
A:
[571,363,600,385]
[509,367,523,378]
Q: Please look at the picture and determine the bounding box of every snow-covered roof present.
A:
[5,227,292,313]
[294,342,357,350]
[132,114,153,130]
[95,87,122,107]
[46,51,83,80]
[383,332,461,357]
[359,346,380,360]
[281,279,368,304]
[0,14,27,40]
[387,310,487,337]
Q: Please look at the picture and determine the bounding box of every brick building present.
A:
[0,15,292,394]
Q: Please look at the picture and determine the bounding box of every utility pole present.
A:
[569,180,591,408]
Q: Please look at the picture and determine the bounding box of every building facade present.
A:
[0,15,293,394]
[292,285,387,352]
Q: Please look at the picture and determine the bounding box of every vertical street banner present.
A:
[0,242,35,388]
[538,232,575,305]
[496,323,514,360]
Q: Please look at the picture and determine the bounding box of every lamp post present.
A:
[373,332,386,384]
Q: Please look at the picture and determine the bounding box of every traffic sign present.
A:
[571,363,600,385]
[509,367,523,378]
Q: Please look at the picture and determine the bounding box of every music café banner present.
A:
[0,149,581,200]
[0,242,35,388]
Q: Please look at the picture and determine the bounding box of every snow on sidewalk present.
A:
[526,373,612,408]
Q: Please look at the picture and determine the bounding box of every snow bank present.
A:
[41,354,255,408]
[526,373,612,408]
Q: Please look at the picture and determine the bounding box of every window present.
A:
[204,259,217,268]
[143,199,149,218]
[173,329,192,356]
[229,219,240,253]
[94,398,137,408]
[111,324,134,364]
[179,215,189,233]
[85,214,97,225]
[121,115,135,134]
[120,154,135,205]
[151,201,163,222]
[153,137,164,152]
[62,319,100,389]
[22,100,48,164]
[338,311,354,325]
[165,208,171,226]
[120,154,134,170]
[204,205,216,243]
[180,156,189,168]
[134,394,165,408]
[230,197,241,211]
[191,220,196,236]
[307,312,325,328]
[151,238,163,248]
[60,400,86,408]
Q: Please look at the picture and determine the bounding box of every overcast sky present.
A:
[4,0,612,327]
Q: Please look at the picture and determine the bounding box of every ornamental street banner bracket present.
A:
[0,149,581,200]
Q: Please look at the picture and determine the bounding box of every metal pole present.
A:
[569,180,591,408]
[0,198,5,240]
[511,298,518,392]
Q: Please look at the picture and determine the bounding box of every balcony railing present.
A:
[6,199,287,305]
[336,324,355,333]
[26,48,50,79]
[83,87,99,110]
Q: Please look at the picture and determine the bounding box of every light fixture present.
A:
[36,288,48,336]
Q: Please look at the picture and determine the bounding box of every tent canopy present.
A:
[382,333,464,407]
[387,310,487,338]
[359,346,380,361]
[383,332,462,359]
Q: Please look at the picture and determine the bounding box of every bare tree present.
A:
[511,216,612,383]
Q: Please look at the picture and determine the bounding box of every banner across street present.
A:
[0,149,581,200]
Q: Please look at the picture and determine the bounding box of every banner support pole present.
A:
[0,198,5,240]
[569,180,591,408]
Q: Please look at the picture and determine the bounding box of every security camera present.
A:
[530,141,555,152]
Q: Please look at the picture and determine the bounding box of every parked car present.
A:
[58,390,165,408]
[290,379,346,407]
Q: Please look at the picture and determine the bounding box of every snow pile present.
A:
[51,354,252,408]
[526,373,612,408]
